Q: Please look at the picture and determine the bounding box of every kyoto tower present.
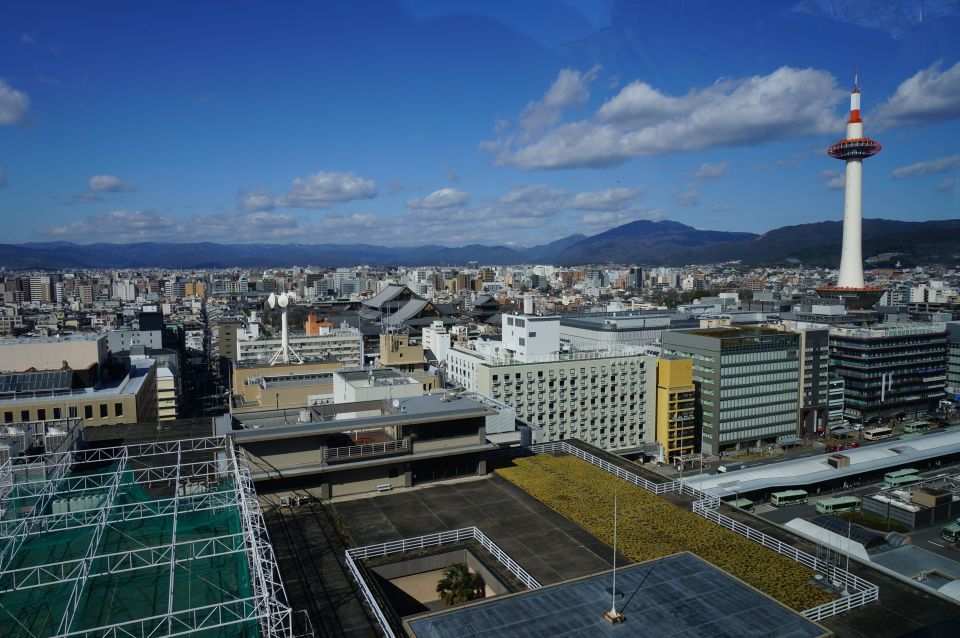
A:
[817,73,883,309]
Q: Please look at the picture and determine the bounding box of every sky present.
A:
[2,0,960,247]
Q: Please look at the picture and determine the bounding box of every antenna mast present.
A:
[603,491,626,623]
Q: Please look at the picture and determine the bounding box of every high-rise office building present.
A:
[829,323,948,421]
[661,327,801,454]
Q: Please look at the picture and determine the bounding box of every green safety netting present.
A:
[0,465,258,638]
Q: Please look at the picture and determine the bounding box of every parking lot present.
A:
[752,462,960,561]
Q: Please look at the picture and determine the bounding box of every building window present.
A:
[115,403,124,417]
[100,404,109,418]
[69,406,78,418]
[37,409,46,421]
[3,412,12,424]
[20,410,30,422]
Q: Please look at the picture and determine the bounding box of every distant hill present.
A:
[2,218,958,268]
[550,220,757,265]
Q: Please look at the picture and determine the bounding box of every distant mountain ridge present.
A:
[2,219,958,268]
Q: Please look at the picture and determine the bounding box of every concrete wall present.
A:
[0,337,107,372]
[330,464,406,497]
[241,438,323,474]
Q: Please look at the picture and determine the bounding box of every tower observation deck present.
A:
[818,75,883,310]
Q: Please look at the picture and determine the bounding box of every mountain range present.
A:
[2,219,958,269]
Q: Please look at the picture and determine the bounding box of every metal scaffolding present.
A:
[0,435,299,638]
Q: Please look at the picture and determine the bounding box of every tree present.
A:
[436,563,485,606]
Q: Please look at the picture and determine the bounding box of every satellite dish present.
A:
[277,293,289,308]
[267,292,277,308]
[392,399,400,408]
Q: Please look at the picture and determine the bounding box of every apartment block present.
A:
[446,314,656,452]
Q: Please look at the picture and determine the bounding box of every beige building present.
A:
[378,333,424,372]
[0,335,108,374]
[231,360,344,413]
[1,359,158,427]
[447,346,657,452]
[156,365,178,421]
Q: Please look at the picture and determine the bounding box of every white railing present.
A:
[495,441,674,494]
[692,500,879,620]
[344,526,541,638]
[325,439,408,462]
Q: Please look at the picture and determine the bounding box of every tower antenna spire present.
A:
[817,70,882,309]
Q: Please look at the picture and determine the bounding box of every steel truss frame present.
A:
[0,436,300,638]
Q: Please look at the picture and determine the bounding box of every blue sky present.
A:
[2,0,959,247]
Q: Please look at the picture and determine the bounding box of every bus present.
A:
[884,475,922,490]
[770,490,809,507]
[941,523,960,543]
[863,426,894,441]
[728,498,755,512]
[815,496,862,514]
[883,468,919,487]
[903,422,929,434]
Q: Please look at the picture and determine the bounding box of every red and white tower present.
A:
[818,73,883,309]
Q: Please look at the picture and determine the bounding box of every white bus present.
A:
[770,490,809,507]
[863,426,893,441]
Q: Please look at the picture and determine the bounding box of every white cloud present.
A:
[485,67,844,170]
[874,60,960,128]
[240,187,276,211]
[819,169,845,191]
[517,65,601,140]
[89,174,137,192]
[581,208,668,229]
[276,171,377,209]
[40,209,311,243]
[0,80,30,126]
[20,33,38,46]
[406,187,470,210]
[498,183,566,206]
[890,154,960,180]
[939,178,957,193]
[694,161,730,179]
[42,210,178,241]
[567,187,645,211]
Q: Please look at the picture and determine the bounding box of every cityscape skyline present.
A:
[2,1,960,247]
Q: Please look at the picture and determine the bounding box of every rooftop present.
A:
[405,553,829,638]
[684,428,960,497]
[230,393,494,441]
[0,334,105,345]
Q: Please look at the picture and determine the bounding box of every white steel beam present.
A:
[54,596,269,638]
[10,459,224,498]
[0,450,72,573]
[13,436,227,468]
[56,447,128,635]
[166,446,182,635]
[0,489,238,539]
[0,532,247,594]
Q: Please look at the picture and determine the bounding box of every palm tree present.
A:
[436,563,485,606]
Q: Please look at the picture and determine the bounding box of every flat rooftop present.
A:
[405,553,829,638]
[686,428,960,497]
[231,393,494,440]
